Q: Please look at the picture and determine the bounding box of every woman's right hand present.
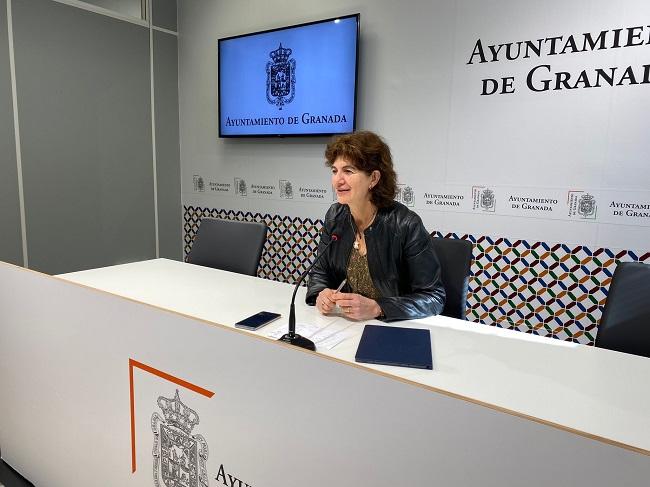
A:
[316,288,337,314]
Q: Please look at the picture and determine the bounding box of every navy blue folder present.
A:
[354,325,433,370]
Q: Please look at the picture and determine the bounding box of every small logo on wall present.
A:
[578,193,597,218]
[481,189,496,211]
[234,178,247,197]
[395,184,415,207]
[193,175,205,193]
[151,390,209,487]
[568,191,597,219]
[266,44,296,110]
[472,186,496,212]
[403,186,415,207]
[279,180,294,199]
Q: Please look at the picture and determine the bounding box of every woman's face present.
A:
[331,157,378,208]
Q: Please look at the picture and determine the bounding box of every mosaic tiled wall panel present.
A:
[184,206,322,285]
[184,206,650,345]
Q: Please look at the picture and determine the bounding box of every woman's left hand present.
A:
[333,292,383,321]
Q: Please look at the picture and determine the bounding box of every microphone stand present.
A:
[278,234,338,350]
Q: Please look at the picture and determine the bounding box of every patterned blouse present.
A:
[346,247,382,300]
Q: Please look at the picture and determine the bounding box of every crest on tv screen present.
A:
[218,14,359,136]
[266,43,296,110]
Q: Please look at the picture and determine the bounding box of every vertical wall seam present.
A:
[176,0,183,259]
[6,0,28,268]
[149,0,160,258]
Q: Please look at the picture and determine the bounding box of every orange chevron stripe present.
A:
[129,358,215,473]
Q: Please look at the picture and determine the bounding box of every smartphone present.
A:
[234,311,282,331]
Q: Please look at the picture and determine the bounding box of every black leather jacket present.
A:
[306,202,445,321]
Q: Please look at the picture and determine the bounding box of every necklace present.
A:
[353,209,378,250]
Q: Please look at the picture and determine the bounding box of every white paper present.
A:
[266,323,351,350]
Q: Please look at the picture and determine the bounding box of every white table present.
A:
[1,258,649,487]
[59,258,650,455]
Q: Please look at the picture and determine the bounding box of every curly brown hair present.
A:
[325,131,398,208]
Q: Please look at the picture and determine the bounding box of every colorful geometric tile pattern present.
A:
[184,206,650,346]
[452,235,650,345]
[183,206,321,284]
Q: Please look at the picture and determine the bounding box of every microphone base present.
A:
[278,332,316,351]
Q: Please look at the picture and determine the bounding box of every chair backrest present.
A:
[186,218,267,276]
[595,262,650,358]
[430,237,473,320]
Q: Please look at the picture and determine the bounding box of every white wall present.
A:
[178,0,650,250]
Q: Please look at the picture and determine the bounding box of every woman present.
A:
[306,131,445,321]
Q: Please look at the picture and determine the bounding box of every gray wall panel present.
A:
[82,0,142,19]
[154,30,181,260]
[0,0,23,266]
[152,0,176,31]
[13,0,155,274]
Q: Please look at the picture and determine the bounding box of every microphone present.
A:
[278,231,339,351]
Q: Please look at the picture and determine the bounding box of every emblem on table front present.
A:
[152,390,209,487]
[266,43,296,109]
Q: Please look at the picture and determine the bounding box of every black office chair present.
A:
[430,236,473,320]
[595,262,650,358]
[186,218,267,276]
[0,458,34,487]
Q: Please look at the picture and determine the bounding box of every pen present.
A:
[335,278,347,293]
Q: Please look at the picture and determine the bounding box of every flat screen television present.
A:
[218,14,359,137]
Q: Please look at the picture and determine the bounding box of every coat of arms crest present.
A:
[266,43,296,109]
[577,193,596,218]
[480,188,496,212]
[402,186,415,207]
[280,180,293,199]
[152,390,209,487]
[193,175,205,193]
[234,178,247,196]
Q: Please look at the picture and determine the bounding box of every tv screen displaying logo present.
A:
[218,14,359,137]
